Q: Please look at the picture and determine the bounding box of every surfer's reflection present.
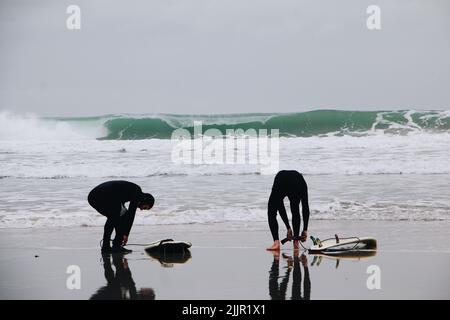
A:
[90,253,155,300]
[268,251,311,300]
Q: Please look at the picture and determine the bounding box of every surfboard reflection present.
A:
[268,251,311,300]
[146,249,192,268]
[310,250,377,269]
[90,253,155,300]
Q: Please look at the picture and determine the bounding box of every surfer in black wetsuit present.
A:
[88,181,154,253]
[266,170,310,251]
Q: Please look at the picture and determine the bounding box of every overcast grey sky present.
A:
[0,0,449,116]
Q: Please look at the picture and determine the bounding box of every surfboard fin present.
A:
[310,236,322,247]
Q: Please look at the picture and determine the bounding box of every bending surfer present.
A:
[266,170,310,251]
[88,180,154,254]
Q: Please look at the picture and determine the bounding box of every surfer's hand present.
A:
[122,235,128,246]
[300,230,307,242]
[286,228,293,240]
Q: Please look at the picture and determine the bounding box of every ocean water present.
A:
[0,109,449,228]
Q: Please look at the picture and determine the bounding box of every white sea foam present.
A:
[0,110,103,141]
[1,132,449,178]
[1,200,448,229]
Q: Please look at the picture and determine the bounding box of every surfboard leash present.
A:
[99,239,152,247]
[281,237,310,251]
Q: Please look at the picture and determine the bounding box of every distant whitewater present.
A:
[1,110,449,140]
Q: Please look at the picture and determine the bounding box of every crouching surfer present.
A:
[88,180,154,254]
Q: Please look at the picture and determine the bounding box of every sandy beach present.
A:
[1,220,449,300]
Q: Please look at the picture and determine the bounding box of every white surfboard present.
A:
[308,235,377,253]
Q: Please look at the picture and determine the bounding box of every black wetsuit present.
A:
[88,181,143,248]
[268,170,310,241]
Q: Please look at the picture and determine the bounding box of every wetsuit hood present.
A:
[140,193,155,207]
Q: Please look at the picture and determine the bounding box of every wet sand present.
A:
[0,220,449,299]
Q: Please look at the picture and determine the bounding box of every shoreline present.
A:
[2,216,450,230]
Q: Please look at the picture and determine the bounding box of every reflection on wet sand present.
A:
[146,249,192,268]
[90,253,155,300]
[268,251,311,300]
[268,249,377,299]
[310,250,377,269]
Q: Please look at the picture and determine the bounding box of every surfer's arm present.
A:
[123,184,144,236]
[123,200,138,236]
[278,201,291,230]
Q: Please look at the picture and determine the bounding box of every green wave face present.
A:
[52,110,450,140]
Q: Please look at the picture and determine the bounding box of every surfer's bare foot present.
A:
[293,240,300,250]
[266,241,281,251]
